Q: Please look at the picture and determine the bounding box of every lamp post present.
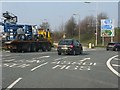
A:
[95,2,98,46]
[84,2,98,46]
[73,14,80,41]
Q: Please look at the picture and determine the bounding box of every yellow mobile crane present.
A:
[38,28,53,45]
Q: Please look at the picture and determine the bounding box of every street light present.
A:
[84,2,98,46]
[95,2,98,46]
[73,14,80,41]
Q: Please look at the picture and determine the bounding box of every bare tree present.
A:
[40,22,50,30]
[64,16,77,38]
[97,12,109,44]
[80,15,95,42]
[78,12,108,44]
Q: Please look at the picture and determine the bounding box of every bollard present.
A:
[88,43,92,49]
[92,43,95,48]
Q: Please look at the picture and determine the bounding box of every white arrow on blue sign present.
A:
[101,19,114,37]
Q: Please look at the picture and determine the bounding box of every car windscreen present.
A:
[59,40,73,45]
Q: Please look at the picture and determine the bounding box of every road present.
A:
[1,48,120,89]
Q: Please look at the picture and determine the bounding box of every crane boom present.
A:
[3,11,17,24]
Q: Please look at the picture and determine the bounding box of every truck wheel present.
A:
[32,46,36,52]
[36,49,39,52]
[42,46,46,52]
[27,46,31,52]
[10,49,13,53]
[47,44,51,51]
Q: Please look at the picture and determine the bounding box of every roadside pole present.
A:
[111,36,113,42]
[102,37,105,46]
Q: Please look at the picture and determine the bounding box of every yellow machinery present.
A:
[37,28,53,47]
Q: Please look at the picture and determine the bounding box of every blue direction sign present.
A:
[101,19,114,37]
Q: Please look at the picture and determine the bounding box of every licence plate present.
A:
[62,47,68,49]
[62,45,67,49]
[109,45,114,47]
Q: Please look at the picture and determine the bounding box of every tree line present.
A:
[52,12,120,46]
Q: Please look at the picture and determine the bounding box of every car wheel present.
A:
[80,50,83,54]
[106,48,109,51]
[115,48,118,51]
[42,46,46,52]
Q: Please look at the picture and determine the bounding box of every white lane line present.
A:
[7,77,22,89]
[31,62,48,72]
[106,55,120,77]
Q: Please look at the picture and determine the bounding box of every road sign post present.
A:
[101,19,114,45]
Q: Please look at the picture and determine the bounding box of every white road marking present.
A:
[32,56,50,59]
[7,77,22,89]
[52,65,63,69]
[57,61,61,64]
[31,62,48,72]
[79,66,91,71]
[114,58,120,61]
[106,55,120,77]
[60,65,66,69]
[3,64,9,67]
[26,60,39,63]
[112,64,120,67]
[17,64,30,68]
[26,59,45,64]
[4,59,15,62]
[54,57,67,61]
[9,64,18,67]
[65,66,70,69]
[51,61,61,64]
[93,63,96,66]
[82,62,93,65]
[74,66,79,70]
[36,60,40,63]
[80,58,90,62]
[71,62,77,65]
